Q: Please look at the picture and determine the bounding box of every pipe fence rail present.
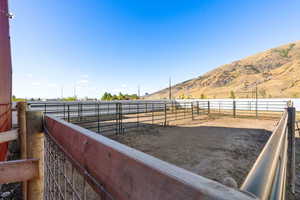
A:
[1,100,295,199]
[29,101,209,135]
[41,103,296,200]
[43,114,257,200]
[28,100,288,136]
[241,107,296,200]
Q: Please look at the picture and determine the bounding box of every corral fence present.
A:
[28,99,288,135]
[0,100,296,200]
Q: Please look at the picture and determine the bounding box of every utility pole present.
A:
[169,76,172,100]
[73,85,77,99]
[61,86,64,99]
[0,0,12,161]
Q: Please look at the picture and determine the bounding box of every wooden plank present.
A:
[45,115,257,200]
[0,159,39,184]
[0,129,18,143]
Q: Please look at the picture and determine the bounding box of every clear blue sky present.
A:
[10,0,300,98]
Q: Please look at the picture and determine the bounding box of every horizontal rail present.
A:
[241,110,290,199]
[44,115,257,200]
[0,129,18,143]
[0,159,39,184]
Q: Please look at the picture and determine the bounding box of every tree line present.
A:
[101,92,139,101]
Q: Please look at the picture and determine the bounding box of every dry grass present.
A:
[147,40,300,99]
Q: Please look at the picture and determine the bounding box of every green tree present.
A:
[112,95,119,100]
[101,92,113,101]
[63,96,77,101]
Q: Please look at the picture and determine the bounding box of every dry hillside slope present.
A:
[147,41,300,99]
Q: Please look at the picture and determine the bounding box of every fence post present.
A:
[287,106,296,193]
[67,105,70,122]
[233,101,236,118]
[152,103,154,125]
[207,101,210,115]
[17,102,28,200]
[197,101,199,115]
[145,103,148,113]
[255,100,258,119]
[26,110,44,200]
[137,103,139,128]
[191,102,194,120]
[116,103,120,134]
[97,103,100,134]
[175,102,177,120]
[120,103,123,134]
[164,103,167,126]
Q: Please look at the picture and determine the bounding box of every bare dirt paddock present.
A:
[110,116,277,187]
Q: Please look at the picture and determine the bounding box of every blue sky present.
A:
[10,0,300,98]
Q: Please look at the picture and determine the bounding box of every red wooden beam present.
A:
[0,0,12,161]
[45,115,256,200]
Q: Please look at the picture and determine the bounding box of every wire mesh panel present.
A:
[44,133,114,200]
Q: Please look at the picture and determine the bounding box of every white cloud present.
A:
[121,84,127,88]
[81,74,89,78]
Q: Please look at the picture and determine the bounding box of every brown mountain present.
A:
[146,41,300,99]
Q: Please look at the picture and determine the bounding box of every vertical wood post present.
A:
[17,102,28,200]
[197,101,199,115]
[287,107,296,193]
[26,110,44,199]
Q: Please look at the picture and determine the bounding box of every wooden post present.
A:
[287,107,296,193]
[197,101,199,115]
[26,110,44,199]
[17,102,28,200]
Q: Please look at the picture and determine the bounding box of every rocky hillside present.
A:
[146,41,300,99]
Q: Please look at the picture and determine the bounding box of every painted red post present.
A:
[0,0,12,161]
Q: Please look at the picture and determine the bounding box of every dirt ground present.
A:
[110,116,276,188]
